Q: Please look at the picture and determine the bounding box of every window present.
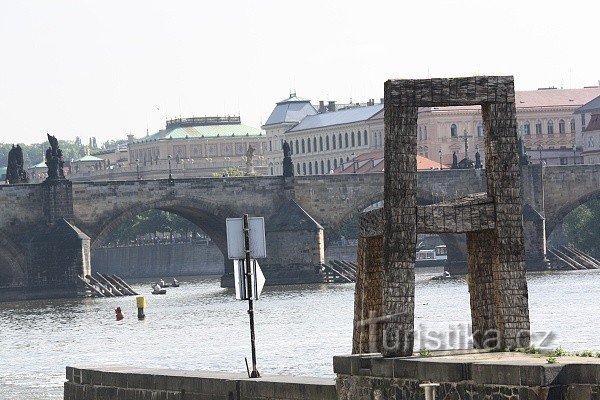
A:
[559,119,566,134]
[581,113,586,129]
[450,124,458,137]
[319,137,323,151]
[477,124,483,137]
[423,127,427,140]
[327,159,331,172]
[326,135,330,150]
[364,130,368,145]
[547,120,554,134]
[419,127,423,141]
[308,163,313,175]
[290,143,293,155]
[296,163,300,174]
[344,132,349,148]
[570,119,576,133]
[358,131,362,146]
[269,140,272,152]
[307,138,311,153]
[334,159,338,169]
[560,157,568,165]
[302,163,306,175]
[351,132,355,147]
[535,120,542,135]
[313,137,317,152]
[295,140,299,154]
[320,160,324,174]
[338,134,342,148]
[523,121,531,135]
[333,135,337,149]
[301,139,305,153]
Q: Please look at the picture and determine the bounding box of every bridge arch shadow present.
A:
[0,231,26,287]
[546,188,600,238]
[89,197,241,272]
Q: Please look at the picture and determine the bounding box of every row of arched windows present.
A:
[295,155,356,175]
[522,119,575,135]
[290,130,369,156]
[449,119,575,138]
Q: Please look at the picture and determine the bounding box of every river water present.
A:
[0,268,599,399]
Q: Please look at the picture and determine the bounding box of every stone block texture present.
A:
[377,76,531,356]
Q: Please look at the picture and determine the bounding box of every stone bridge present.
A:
[0,164,597,299]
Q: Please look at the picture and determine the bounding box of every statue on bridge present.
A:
[5,144,28,184]
[245,144,256,175]
[45,134,65,181]
[282,140,294,178]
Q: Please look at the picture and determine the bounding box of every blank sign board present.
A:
[226,217,267,259]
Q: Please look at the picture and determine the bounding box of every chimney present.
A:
[127,134,135,144]
[318,100,326,113]
[380,98,384,104]
[367,99,374,106]
[328,101,336,112]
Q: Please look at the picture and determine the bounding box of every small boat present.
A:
[431,271,458,281]
[151,283,167,295]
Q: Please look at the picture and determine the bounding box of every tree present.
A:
[562,199,600,258]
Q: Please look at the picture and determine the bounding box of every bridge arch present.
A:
[546,188,600,238]
[88,197,241,263]
[0,231,26,286]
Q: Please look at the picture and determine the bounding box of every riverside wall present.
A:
[91,243,358,278]
[64,366,337,400]
[91,243,224,278]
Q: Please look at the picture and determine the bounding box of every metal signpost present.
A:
[226,214,266,379]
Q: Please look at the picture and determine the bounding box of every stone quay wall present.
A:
[92,242,225,278]
[334,353,600,400]
[92,242,356,279]
[64,366,337,400]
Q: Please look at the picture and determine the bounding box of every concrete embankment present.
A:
[64,366,337,400]
[91,243,358,278]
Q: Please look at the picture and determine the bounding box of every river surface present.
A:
[0,268,599,399]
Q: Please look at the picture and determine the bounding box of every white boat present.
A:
[416,245,447,267]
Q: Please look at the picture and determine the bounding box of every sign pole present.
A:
[243,214,260,378]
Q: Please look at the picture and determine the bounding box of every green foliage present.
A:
[419,349,432,357]
[105,210,198,243]
[212,167,245,177]
[0,139,87,168]
[548,346,568,357]
[546,356,558,364]
[520,347,541,354]
[575,350,594,357]
[562,199,600,258]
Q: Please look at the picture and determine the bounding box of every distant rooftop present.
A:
[75,154,104,162]
[136,115,263,143]
[287,104,383,133]
[166,116,241,129]
[575,95,600,115]
[264,93,317,127]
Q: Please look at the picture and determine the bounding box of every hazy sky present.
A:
[1,0,598,145]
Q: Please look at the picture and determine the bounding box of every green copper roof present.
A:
[143,123,263,142]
